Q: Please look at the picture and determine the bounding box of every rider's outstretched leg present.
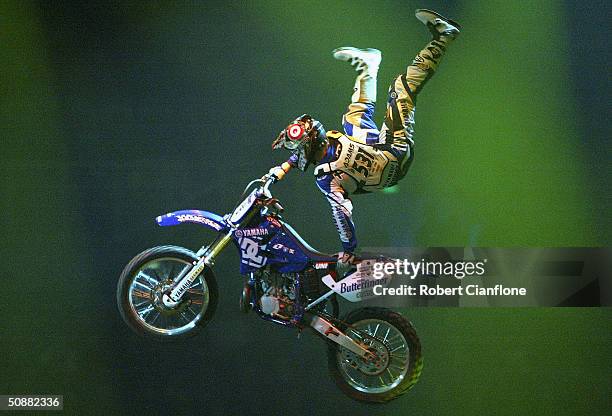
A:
[332,47,382,144]
[380,9,461,162]
[380,9,460,150]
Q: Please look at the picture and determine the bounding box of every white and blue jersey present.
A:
[315,37,451,252]
[314,130,411,252]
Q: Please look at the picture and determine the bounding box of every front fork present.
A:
[162,231,233,306]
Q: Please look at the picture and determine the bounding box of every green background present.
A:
[1,1,610,415]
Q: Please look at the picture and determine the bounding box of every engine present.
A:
[256,267,328,319]
[258,270,297,319]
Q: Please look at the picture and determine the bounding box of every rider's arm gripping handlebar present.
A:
[270,161,293,181]
[263,160,293,189]
[261,160,292,208]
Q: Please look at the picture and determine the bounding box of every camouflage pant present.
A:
[341,37,451,170]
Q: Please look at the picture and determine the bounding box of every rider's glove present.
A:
[337,251,356,264]
[262,163,292,182]
[336,251,357,278]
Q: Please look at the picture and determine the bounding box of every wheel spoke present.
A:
[360,372,369,388]
[389,344,406,353]
[189,278,203,289]
[133,280,153,292]
[137,304,154,319]
[385,368,396,384]
[390,351,408,361]
[179,311,192,324]
[349,330,364,341]
[150,310,161,324]
[136,271,158,287]
[386,333,403,343]
[388,363,408,373]
[390,351,407,361]
[133,299,150,309]
[132,289,151,299]
[186,305,199,317]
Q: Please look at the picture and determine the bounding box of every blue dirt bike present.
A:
[116,163,422,402]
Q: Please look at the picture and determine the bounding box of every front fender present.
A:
[156,210,228,232]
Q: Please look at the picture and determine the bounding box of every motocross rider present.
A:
[271,10,460,267]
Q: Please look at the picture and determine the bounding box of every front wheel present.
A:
[117,245,218,339]
[327,307,423,403]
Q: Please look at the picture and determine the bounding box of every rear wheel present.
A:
[117,245,218,339]
[327,307,422,402]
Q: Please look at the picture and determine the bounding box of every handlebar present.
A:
[261,160,293,211]
[229,160,293,225]
[234,160,293,220]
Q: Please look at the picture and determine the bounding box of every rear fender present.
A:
[156,210,228,232]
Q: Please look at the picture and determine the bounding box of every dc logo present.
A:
[240,238,266,267]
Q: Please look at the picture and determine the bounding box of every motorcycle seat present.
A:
[280,222,337,262]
